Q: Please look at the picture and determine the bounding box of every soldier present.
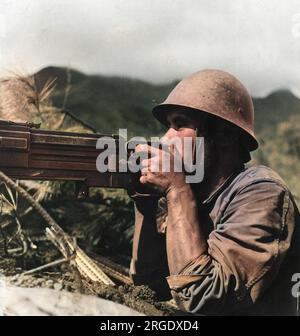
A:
[129,69,300,315]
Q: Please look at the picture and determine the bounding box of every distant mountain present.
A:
[33,66,300,200]
[34,66,300,139]
[35,66,175,137]
[254,90,300,135]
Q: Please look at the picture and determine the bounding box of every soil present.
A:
[0,257,179,316]
[0,190,180,316]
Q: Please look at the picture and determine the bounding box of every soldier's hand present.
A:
[135,144,186,194]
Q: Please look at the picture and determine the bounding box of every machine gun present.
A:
[0,120,152,198]
[0,120,163,287]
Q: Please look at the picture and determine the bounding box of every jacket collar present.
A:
[202,164,246,206]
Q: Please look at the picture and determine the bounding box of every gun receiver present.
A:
[0,120,137,197]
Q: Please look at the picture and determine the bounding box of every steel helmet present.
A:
[153,69,258,151]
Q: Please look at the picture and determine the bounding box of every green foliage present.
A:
[36,65,300,206]
[35,66,300,201]
[35,66,173,137]
[40,188,135,258]
[253,90,300,133]
[2,66,299,271]
[252,114,300,202]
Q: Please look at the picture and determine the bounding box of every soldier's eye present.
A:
[176,121,189,129]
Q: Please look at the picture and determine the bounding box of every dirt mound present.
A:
[3,286,144,316]
[3,269,178,316]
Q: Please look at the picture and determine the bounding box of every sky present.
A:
[0,0,300,97]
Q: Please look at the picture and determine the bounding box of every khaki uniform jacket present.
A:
[130,165,300,315]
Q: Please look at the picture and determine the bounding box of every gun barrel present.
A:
[0,122,133,189]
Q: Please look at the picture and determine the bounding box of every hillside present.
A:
[0,67,299,309]
[34,66,300,199]
[35,66,300,136]
[35,66,175,137]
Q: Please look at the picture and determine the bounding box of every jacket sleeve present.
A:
[166,181,295,315]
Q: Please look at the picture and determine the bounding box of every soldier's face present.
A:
[161,110,201,164]
[163,110,215,175]
[164,110,200,140]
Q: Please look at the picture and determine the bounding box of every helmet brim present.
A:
[153,103,259,152]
